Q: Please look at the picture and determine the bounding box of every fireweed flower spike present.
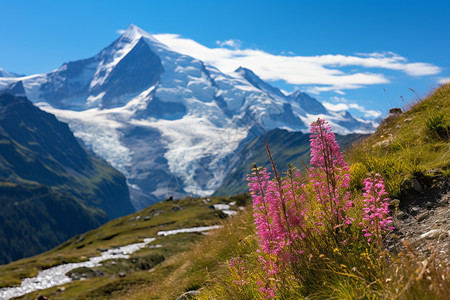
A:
[248,162,304,259]
[242,119,359,297]
[265,143,304,251]
[247,165,274,254]
[360,173,394,244]
[309,118,353,230]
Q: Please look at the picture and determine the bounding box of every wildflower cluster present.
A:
[360,173,394,244]
[247,162,305,295]
[236,118,394,298]
[309,119,353,231]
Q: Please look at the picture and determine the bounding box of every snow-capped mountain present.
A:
[0,25,376,210]
[0,67,21,78]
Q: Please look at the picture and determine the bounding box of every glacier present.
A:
[0,24,377,210]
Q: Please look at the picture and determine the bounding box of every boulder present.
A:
[175,291,201,300]
[388,108,402,116]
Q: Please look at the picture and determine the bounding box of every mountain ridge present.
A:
[0,25,377,209]
[0,93,134,263]
[215,128,366,196]
[0,67,22,78]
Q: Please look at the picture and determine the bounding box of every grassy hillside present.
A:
[347,84,449,199]
[0,194,249,299]
[0,94,134,264]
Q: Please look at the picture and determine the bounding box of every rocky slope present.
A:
[388,172,449,267]
[347,82,450,274]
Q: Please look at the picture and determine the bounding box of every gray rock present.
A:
[389,199,401,208]
[67,267,104,280]
[412,178,422,192]
[401,178,413,191]
[171,206,185,212]
[388,108,402,116]
[397,211,408,220]
[439,196,449,205]
[175,290,201,300]
[411,206,421,214]
[420,229,448,240]
[425,202,434,209]
[416,212,429,222]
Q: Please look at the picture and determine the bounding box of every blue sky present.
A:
[0,0,449,119]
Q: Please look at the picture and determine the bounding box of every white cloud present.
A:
[153,34,441,94]
[323,102,350,112]
[313,52,441,76]
[323,99,382,118]
[438,77,450,85]
[216,39,241,49]
[306,85,364,95]
[116,29,125,34]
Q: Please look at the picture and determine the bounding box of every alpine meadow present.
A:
[0,2,449,299]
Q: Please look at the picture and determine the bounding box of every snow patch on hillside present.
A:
[0,238,156,300]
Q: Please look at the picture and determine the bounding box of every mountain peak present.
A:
[235,66,286,98]
[289,89,328,115]
[289,90,302,98]
[122,24,144,38]
[0,67,22,78]
[234,66,251,75]
[119,24,164,48]
[0,81,26,97]
[126,23,140,31]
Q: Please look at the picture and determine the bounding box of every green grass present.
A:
[347,83,450,200]
[125,205,257,300]
[0,194,249,296]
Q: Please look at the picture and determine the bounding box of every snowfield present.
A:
[157,225,222,236]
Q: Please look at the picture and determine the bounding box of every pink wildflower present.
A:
[248,164,305,259]
[248,166,275,254]
[360,174,394,244]
[309,118,353,229]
